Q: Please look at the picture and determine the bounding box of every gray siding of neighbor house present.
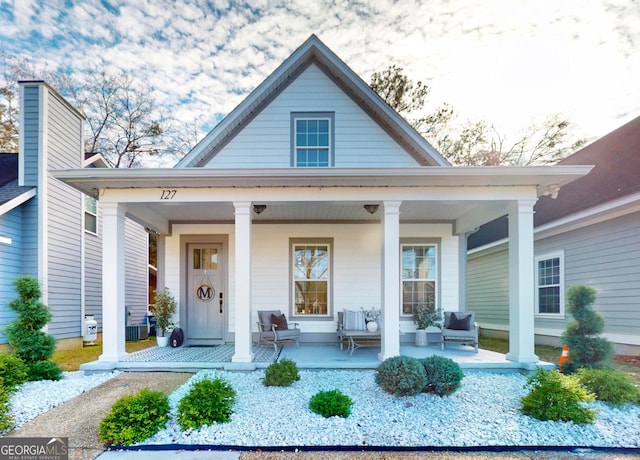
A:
[467,247,509,329]
[84,211,102,329]
[536,211,640,338]
[125,220,149,326]
[467,211,640,346]
[0,207,23,342]
[45,88,84,339]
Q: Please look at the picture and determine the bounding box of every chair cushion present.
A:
[448,312,472,330]
[270,313,288,330]
[343,309,366,330]
[258,310,280,331]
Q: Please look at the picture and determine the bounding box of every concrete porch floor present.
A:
[80,342,554,374]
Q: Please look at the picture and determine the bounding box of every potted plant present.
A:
[413,301,441,347]
[151,287,177,347]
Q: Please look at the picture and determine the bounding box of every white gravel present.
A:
[7,369,640,448]
[144,370,640,448]
[8,371,118,429]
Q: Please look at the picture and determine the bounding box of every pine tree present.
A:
[560,285,613,372]
[3,276,62,381]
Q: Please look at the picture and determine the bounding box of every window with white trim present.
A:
[291,240,331,317]
[291,113,334,167]
[84,195,98,234]
[401,244,437,317]
[535,252,564,316]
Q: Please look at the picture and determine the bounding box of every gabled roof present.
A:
[176,34,449,168]
[468,115,640,249]
[0,154,36,215]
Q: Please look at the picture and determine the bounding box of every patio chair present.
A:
[257,310,300,351]
[441,311,478,353]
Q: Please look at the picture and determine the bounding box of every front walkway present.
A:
[80,342,554,374]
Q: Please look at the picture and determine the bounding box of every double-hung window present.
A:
[84,195,98,235]
[401,244,437,317]
[535,251,564,316]
[291,239,332,317]
[291,112,334,167]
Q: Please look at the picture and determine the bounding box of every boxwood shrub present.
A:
[309,389,353,418]
[176,377,236,430]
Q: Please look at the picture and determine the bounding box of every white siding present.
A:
[125,219,149,325]
[205,64,420,169]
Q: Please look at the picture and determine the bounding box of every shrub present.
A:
[262,358,300,387]
[560,285,613,371]
[177,377,236,430]
[577,367,640,407]
[0,353,28,391]
[420,356,464,396]
[99,388,170,445]
[521,368,596,424]
[375,356,426,396]
[0,387,14,434]
[3,276,62,381]
[26,360,63,382]
[309,389,353,418]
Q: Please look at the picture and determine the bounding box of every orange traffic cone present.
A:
[558,344,570,372]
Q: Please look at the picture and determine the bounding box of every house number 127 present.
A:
[160,189,177,200]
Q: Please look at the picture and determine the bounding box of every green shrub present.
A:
[262,358,300,387]
[521,368,596,424]
[26,360,63,382]
[0,387,14,434]
[177,377,236,430]
[309,389,353,418]
[560,285,613,371]
[0,353,28,391]
[99,388,170,445]
[375,356,426,397]
[420,356,464,396]
[3,276,61,381]
[577,367,640,407]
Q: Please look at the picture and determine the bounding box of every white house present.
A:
[53,35,591,368]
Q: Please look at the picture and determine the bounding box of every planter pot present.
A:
[415,329,428,347]
[156,335,170,347]
[366,321,378,332]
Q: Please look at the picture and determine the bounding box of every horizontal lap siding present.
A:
[84,223,102,329]
[0,208,23,343]
[206,64,419,168]
[467,249,509,328]
[536,212,640,338]
[45,89,84,339]
[125,220,148,325]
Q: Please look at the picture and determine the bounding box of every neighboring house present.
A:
[54,35,591,368]
[0,81,148,347]
[467,116,640,354]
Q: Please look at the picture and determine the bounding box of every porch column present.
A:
[99,202,127,362]
[506,199,539,363]
[379,201,401,360]
[232,201,254,363]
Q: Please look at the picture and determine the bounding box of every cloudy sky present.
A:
[1,0,639,150]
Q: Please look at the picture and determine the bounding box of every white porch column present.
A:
[232,201,254,363]
[379,201,401,360]
[506,200,539,363]
[99,202,127,362]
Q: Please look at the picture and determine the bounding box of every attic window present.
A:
[291,112,334,167]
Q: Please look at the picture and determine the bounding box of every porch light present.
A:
[253,204,267,214]
[363,204,379,214]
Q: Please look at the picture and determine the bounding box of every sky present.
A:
[1,0,639,153]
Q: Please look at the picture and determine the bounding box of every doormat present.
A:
[123,344,279,363]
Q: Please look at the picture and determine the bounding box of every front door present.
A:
[187,244,224,344]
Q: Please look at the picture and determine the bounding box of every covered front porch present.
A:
[80,342,554,374]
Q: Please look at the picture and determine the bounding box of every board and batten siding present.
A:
[163,222,459,340]
[204,64,419,169]
[0,207,23,343]
[20,85,41,187]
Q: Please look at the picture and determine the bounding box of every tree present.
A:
[370,65,585,166]
[0,86,18,152]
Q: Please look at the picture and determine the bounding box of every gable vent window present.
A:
[291,112,334,167]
